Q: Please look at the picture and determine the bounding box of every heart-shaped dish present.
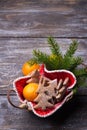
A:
[9,65,76,118]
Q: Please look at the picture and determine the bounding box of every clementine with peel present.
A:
[23,83,38,101]
[22,62,40,76]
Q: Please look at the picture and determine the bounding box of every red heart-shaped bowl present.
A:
[8,65,76,118]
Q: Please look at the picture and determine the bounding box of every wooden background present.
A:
[0,0,87,130]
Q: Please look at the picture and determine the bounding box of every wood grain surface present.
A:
[0,0,87,130]
[0,38,87,94]
[0,95,87,130]
[0,0,87,37]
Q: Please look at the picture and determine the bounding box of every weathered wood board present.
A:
[0,96,87,130]
[0,38,87,94]
[0,0,87,37]
[0,0,87,129]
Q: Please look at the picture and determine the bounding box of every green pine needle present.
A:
[47,36,63,58]
[69,57,83,70]
[27,58,38,65]
[28,36,87,88]
[33,50,51,69]
[73,68,87,77]
[64,40,78,58]
[77,76,87,88]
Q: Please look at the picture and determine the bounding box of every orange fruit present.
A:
[23,83,38,101]
[22,62,40,76]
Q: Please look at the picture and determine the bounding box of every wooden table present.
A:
[0,0,87,130]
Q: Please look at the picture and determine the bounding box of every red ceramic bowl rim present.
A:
[44,68,77,90]
[13,69,76,118]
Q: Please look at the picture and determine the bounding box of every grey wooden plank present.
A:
[0,0,87,12]
[0,38,87,95]
[0,0,87,37]
[0,95,87,130]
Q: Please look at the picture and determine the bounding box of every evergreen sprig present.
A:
[62,57,83,70]
[47,36,63,58]
[69,57,83,70]
[33,50,49,64]
[77,76,87,88]
[64,40,78,58]
[73,68,87,77]
[29,36,87,88]
[32,50,52,69]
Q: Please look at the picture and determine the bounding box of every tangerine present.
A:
[23,83,38,101]
[22,62,40,76]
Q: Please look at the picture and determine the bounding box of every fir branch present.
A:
[47,37,63,69]
[33,50,50,68]
[77,76,87,88]
[69,57,83,70]
[27,58,38,65]
[64,40,78,58]
[49,55,63,70]
[25,36,87,89]
[73,68,87,77]
[62,40,79,70]
[33,50,49,63]
[61,57,72,70]
[47,36,63,58]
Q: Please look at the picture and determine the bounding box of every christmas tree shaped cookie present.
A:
[34,76,57,110]
[34,93,53,110]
